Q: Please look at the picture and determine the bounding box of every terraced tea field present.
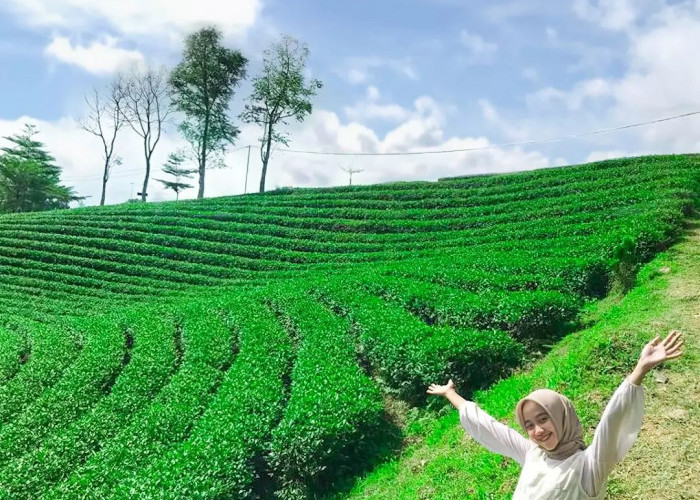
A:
[0,155,697,499]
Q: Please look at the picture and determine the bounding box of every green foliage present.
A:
[313,281,524,404]
[266,289,386,499]
[0,124,81,212]
[0,320,82,425]
[155,151,197,200]
[43,302,234,499]
[0,310,177,500]
[0,154,696,499]
[240,35,322,192]
[113,294,294,499]
[0,316,124,468]
[338,241,690,500]
[170,27,247,199]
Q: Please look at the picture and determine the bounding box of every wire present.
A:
[274,110,700,156]
[58,110,700,182]
[63,145,252,181]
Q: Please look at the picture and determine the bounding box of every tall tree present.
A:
[155,151,196,201]
[80,79,125,205]
[169,27,247,199]
[241,35,322,193]
[121,66,172,202]
[0,124,81,212]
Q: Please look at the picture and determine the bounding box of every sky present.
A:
[0,0,699,206]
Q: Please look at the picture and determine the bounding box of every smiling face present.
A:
[521,400,559,451]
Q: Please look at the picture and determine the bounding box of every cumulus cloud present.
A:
[343,86,412,122]
[533,1,700,153]
[45,36,145,75]
[2,0,260,42]
[1,89,565,207]
[572,0,641,31]
[479,99,532,142]
[585,150,636,163]
[528,78,613,111]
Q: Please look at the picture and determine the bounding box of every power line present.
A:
[58,110,700,182]
[63,145,253,181]
[273,110,700,156]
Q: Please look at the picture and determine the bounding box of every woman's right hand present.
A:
[427,379,455,396]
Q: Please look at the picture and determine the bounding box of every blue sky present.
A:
[0,0,698,205]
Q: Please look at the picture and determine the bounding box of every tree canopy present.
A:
[241,35,322,193]
[0,124,81,213]
[155,151,196,201]
[169,27,247,199]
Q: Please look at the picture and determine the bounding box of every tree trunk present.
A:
[259,121,274,193]
[259,157,268,193]
[100,177,107,205]
[198,117,210,199]
[198,151,206,199]
[100,158,109,206]
[141,156,151,202]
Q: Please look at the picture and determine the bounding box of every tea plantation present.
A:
[0,155,697,499]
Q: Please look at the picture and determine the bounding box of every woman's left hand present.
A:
[637,330,684,371]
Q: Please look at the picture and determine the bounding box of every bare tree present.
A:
[121,66,172,201]
[80,80,125,206]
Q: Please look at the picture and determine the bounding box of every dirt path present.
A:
[608,222,700,499]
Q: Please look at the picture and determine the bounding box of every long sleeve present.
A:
[459,401,534,466]
[581,377,645,497]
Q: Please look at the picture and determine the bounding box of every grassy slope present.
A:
[338,220,699,500]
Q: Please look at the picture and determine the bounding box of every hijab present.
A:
[515,389,586,460]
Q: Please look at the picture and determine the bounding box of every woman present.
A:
[427,330,685,499]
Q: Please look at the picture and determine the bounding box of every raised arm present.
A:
[582,331,684,496]
[428,380,533,465]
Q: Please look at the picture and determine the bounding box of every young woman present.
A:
[427,330,685,499]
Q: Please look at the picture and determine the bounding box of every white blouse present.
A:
[458,378,644,499]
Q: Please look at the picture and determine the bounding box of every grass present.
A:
[336,219,700,500]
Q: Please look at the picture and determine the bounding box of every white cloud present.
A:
[527,78,612,111]
[572,0,640,31]
[459,29,498,62]
[2,90,565,206]
[335,56,419,85]
[45,35,145,75]
[479,99,531,142]
[343,86,411,122]
[585,150,635,163]
[606,4,700,151]
[524,1,700,156]
[0,114,191,205]
[3,0,260,42]
[545,26,558,43]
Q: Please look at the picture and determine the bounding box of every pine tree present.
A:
[155,152,197,200]
[0,124,82,213]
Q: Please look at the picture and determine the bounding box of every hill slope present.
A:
[0,154,697,499]
[338,220,700,500]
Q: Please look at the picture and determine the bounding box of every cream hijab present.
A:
[515,389,586,460]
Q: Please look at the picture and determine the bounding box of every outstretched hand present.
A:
[427,379,455,396]
[637,330,684,371]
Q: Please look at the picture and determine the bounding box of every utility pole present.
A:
[244,145,251,194]
[340,165,363,186]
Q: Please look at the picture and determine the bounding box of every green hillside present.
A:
[0,154,697,499]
